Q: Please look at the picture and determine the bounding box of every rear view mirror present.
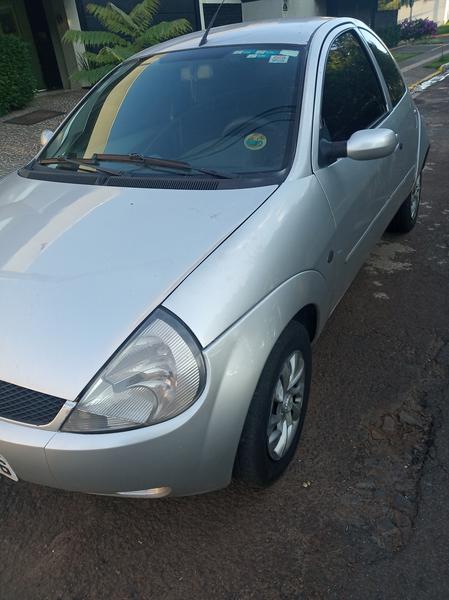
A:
[320,128,397,164]
[40,129,54,147]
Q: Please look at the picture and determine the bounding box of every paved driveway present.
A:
[0,81,448,599]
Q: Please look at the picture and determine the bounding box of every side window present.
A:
[360,29,407,107]
[321,31,387,142]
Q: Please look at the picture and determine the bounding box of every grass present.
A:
[415,36,449,44]
[424,54,448,69]
[437,24,449,35]
[394,52,420,63]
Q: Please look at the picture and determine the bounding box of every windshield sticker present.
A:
[244,133,267,151]
[233,49,299,60]
[233,49,258,55]
[269,55,289,64]
[281,49,299,57]
[233,49,279,56]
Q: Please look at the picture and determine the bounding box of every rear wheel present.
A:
[234,321,311,487]
[388,171,422,234]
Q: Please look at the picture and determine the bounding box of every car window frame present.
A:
[311,25,390,172]
[357,26,407,110]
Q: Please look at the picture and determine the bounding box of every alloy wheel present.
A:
[410,173,422,220]
[267,351,306,461]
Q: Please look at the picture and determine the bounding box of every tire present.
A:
[388,171,422,234]
[234,320,312,488]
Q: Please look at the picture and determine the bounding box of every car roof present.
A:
[132,17,359,59]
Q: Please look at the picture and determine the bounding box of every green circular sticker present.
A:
[244,132,267,151]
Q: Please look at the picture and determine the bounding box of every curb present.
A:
[409,61,449,91]
[390,34,449,51]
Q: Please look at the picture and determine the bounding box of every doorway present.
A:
[24,0,62,90]
[0,0,63,90]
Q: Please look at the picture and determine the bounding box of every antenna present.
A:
[199,0,226,47]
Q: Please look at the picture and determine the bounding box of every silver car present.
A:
[0,18,429,497]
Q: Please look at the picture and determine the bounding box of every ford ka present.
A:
[0,18,429,497]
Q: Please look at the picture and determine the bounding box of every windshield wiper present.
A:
[38,157,122,177]
[91,153,234,179]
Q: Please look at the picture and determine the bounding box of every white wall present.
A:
[284,0,324,17]
[242,0,283,20]
[242,0,322,21]
[40,0,84,89]
[199,0,242,29]
[398,0,449,24]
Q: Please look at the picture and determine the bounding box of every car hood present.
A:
[0,173,276,400]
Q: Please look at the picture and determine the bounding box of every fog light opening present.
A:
[116,486,172,498]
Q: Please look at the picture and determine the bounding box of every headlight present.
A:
[62,309,205,433]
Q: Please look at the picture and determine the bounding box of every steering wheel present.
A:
[222,115,277,139]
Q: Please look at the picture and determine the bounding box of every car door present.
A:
[311,28,392,307]
[359,28,419,206]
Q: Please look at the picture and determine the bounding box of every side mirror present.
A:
[347,129,397,161]
[320,128,397,164]
[40,129,54,147]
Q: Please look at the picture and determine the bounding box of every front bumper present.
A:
[0,358,228,497]
[0,304,275,496]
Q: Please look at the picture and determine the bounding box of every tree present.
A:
[63,0,192,84]
[378,0,414,17]
[400,0,415,19]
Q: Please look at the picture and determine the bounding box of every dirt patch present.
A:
[333,338,448,567]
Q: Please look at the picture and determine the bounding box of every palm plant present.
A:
[63,0,192,84]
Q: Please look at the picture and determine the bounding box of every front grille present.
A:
[0,380,65,426]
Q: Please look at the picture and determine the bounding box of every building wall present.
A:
[375,8,399,28]
[242,0,324,20]
[326,0,377,26]
[398,0,449,24]
[63,0,85,74]
[242,0,282,20]
[200,0,242,29]
[284,0,327,17]
[42,0,82,89]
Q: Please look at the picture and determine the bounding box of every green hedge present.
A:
[0,34,36,117]
[376,25,401,48]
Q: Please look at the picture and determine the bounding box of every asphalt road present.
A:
[1,79,449,600]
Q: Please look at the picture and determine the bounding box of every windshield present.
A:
[39,45,304,179]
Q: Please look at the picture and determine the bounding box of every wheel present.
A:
[234,321,311,488]
[388,171,422,234]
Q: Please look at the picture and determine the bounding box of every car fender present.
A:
[416,108,430,176]
[195,269,329,492]
[163,176,336,348]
